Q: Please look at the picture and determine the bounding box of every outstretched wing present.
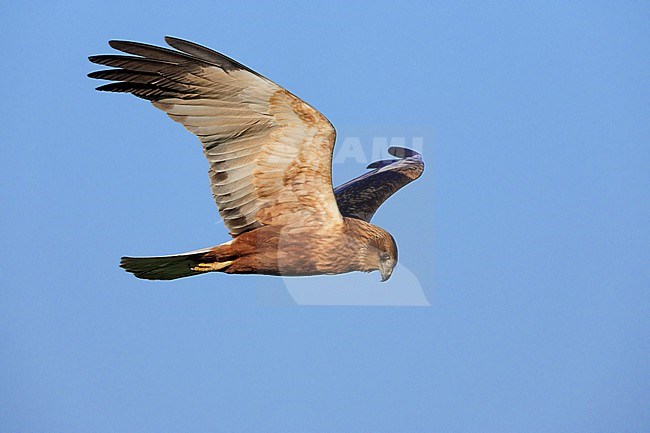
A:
[89,37,341,236]
[333,147,424,222]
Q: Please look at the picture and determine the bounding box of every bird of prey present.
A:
[89,37,424,282]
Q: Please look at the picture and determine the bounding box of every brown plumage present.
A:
[88,37,422,282]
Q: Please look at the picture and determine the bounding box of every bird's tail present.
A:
[120,246,232,280]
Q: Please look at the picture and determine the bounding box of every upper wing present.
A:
[89,37,341,236]
[333,147,424,222]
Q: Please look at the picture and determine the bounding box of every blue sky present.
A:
[1,1,648,432]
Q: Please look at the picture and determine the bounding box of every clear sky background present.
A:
[1,1,648,432]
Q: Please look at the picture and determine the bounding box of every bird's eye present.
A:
[380,252,390,262]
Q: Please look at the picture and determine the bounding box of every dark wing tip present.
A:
[164,35,184,45]
[87,70,107,79]
[388,146,421,159]
[92,82,164,101]
[87,55,104,65]
[95,82,128,92]
[107,40,155,55]
[164,35,204,49]
[366,159,398,169]
[365,147,423,169]
[164,35,206,53]
[108,40,128,50]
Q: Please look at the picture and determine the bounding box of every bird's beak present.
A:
[380,264,393,282]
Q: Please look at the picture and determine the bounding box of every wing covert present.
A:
[89,37,341,236]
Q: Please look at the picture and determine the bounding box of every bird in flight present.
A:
[89,37,424,282]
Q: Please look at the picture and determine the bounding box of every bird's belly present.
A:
[221,227,358,277]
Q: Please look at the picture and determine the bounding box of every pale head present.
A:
[363,229,398,282]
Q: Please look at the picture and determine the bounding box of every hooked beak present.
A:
[380,263,393,282]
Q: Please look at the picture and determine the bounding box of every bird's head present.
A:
[365,230,398,282]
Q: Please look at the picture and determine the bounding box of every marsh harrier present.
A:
[89,37,424,281]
